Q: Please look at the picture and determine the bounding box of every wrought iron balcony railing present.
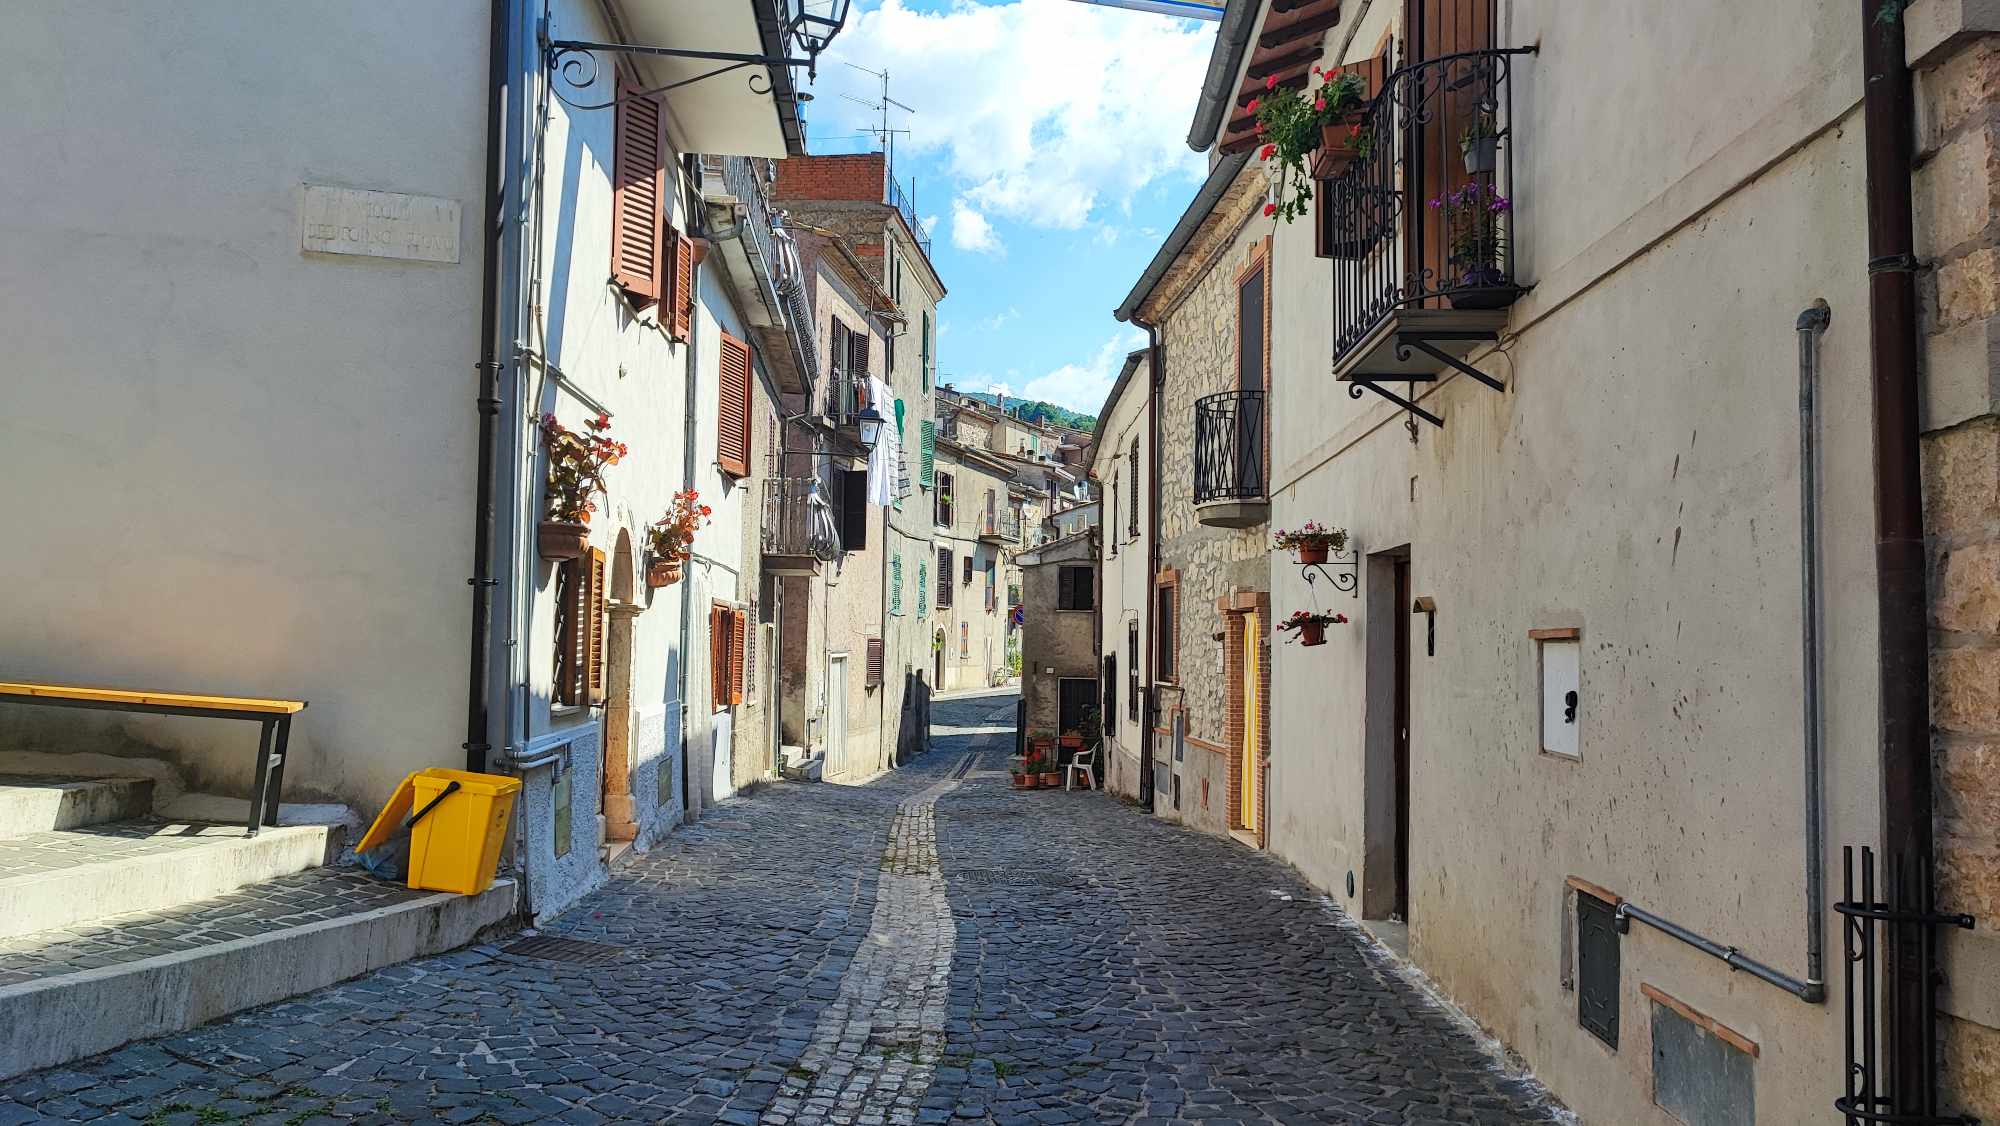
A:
[762,476,840,564]
[1192,389,1266,504]
[885,171,933,262]
[1321,48,1533,366]
[978,509,1021,543]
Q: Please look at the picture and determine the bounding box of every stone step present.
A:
[0,867,517,1079]
[0,818,341,940]
[0,776,154,839]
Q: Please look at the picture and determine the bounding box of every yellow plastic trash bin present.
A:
[357,768,520,895]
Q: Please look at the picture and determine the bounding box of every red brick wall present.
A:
[774,153,886,203]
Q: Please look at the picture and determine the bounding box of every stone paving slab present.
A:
[0,869,432,987]
[0,820,268,880]
[0,694,1566,1125]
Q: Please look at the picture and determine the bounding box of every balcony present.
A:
[761,477,839,575]
[1192,389,1267,528]
[1321,48,1533,429]
[886,172,934,262]
[703,155,814,395]
[978,509,1022,544]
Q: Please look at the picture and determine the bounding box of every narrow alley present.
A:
[0,691,1562,1126]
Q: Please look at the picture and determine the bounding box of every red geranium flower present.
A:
[1246,97,1259,113]
[1314,98,1325,111]
[1263,202,1277,217]
[1265,73,1277,91]
[1259,143,1276,160]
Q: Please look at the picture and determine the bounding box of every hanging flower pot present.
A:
[538,520,590,561]
[646,557,684,588]
[1278,610,1349,647]
[1462,134,1499,175]
[1274,522,1348,564]
[1447,266,1518,309]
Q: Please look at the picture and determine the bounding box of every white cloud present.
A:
[921,213,940,233]
[818,0,1212,230]
[1019,327,1147,414]
[951,200,1004,255]
[979,306,1021,331]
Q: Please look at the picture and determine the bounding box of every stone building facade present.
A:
[1017,532,1102,743]
[1122,167,1273,845]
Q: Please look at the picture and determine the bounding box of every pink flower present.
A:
[1265,74,1278,91]
[1314,98,1326,111]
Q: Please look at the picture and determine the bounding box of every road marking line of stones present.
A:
[763,774,962,1126]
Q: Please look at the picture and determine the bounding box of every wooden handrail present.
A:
[0,682,306,715]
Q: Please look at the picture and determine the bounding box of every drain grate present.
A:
[502,935,629,966]
[949,867,1085,888]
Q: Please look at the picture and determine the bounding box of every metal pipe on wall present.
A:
[466,0,510,774]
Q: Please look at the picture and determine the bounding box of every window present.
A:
[838,468,868,552]
[717,332,752,478]
[1127,622,1140,721]
[1103,655,1118,737]
[1057,566,1096,611]
[937,549,954,608]
[889,553,903,615]
[984,559,996,612]
[1057,678,1098,737]
[709,603,746,710]
[1128,437,1141,539]
[610,88,667,309]
[963,555,974,585]
[1238,262,1267,394]
[865,637,884,688]
[935,470,954,527]
[554,548,607,706]
[1155,581,1177,682]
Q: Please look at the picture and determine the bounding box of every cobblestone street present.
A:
[0,691,1566,1125]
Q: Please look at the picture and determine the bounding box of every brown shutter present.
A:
[671,226,695,341]
[865,637,884,688]
[840,469,869,551]
[709,604,727,707]
[717,332,752,477]
[610,87,666,308]
[744,601,758,700]
[586,547,607,704]
[730,609,747,705]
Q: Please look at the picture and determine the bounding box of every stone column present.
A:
[1911,3,2000,1116]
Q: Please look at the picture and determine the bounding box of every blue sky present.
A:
[807,0,1218,417]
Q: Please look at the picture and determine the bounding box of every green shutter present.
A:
[919,419,936,487]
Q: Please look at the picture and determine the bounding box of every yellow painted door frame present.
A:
[1242,610,1260,831]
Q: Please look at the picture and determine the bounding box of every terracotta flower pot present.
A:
[646,558,683,588]
[538,520,590,561]
[1039,772,1062,788]
[1313,120,1368,177]
[1021,773,1041,790]
[1060,734,1084,750]
[1300,621,1327,647]
[1298,542,1329,565]
[1012,772,1031,789]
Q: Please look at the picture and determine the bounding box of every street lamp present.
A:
[788,0,854,78]
[854,406,885,451]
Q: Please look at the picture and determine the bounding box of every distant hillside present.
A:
[954,391,1096,434]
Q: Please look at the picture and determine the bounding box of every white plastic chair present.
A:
[1065,743,1099,791]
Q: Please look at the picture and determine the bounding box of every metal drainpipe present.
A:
[465,0,510,774]
[676,153,704,824]
[1858,1,1935,1112]
[1139,319,1163,813]
[1798,299,1831,995]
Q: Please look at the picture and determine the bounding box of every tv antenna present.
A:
[841,62,916,191]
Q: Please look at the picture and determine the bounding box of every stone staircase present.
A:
[0,774,518,1079]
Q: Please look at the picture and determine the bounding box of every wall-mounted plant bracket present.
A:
[1342,329,1506,430]
[1299,547,1358,600]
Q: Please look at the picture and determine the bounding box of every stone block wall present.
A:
[1916,16,2000,1119]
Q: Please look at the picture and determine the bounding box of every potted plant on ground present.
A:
[1430,181,1518,309]
[1461,114,1499,175]
[1020,748,1047,789]
[1038,752,1063,789]
[645,490,711,588]
[1012,756,1034,789]
[1278,609,1350,648]
[538,412,627,560]
[1250,68,1368,224]
[1273,522,1348,565]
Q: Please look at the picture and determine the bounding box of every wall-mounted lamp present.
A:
[854,406,885,451]
[1412,595,1437,657]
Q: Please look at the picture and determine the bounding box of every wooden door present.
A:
[1241,610,1262,832]
[1393,559,1412,921]
[828,655,849,779]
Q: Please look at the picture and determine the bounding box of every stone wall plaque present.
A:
[300,184,460,264]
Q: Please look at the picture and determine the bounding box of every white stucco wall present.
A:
[1093,368,1152,799]
[1258,1,1878,1121]
[0,2,488,813]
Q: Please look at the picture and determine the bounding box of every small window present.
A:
[1127,622,1140,721]
[1155,582,1177,682]
[936,471,955,527]
[963,555,974,585]
[1057,566,1096,611]
[937,549,954,608]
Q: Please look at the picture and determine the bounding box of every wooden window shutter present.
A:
[865,637,884,688]
[849,330,870,380]
[1059,567,1076,609]
[744,601,758,699]
[610,87,666,308]
[554,559,584,706]
[671,225,695,341]
[717,332,753,477]
[730,608,746,706]
[586,547,607,704]
[840,468,869,551]
[919,419,935,487]
[708,604,724,705]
